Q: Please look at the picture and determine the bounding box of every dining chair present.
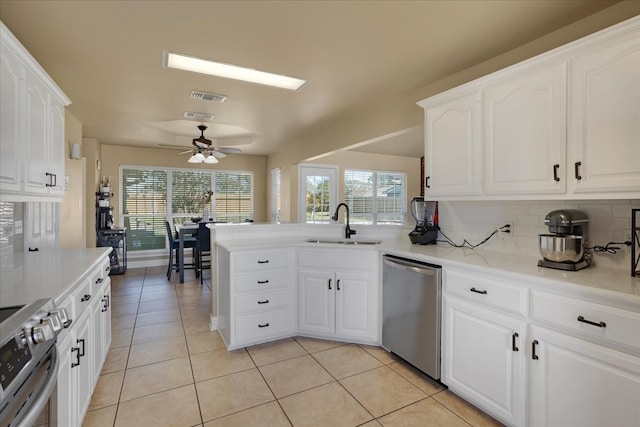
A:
[165,221,198,280]
[196,222,212,285]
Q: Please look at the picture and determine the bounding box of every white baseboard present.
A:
[209,314,218,331]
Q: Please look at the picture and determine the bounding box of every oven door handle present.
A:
[16,347,59,427]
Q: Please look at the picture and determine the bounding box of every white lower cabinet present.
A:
[217,247,295,350]
[55,256,111,427]
[443,296,526,427]
[529,326,640,427]
[297,248,379,344]
[442,265,640,427]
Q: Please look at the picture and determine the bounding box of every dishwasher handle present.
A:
[383,256,438,276]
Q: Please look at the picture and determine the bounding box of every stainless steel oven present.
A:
[0,299,70,427]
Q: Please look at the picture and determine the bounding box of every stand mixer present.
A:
[408,197,438,245]
[538,209,590,271]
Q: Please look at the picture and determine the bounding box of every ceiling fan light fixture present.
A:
[204,154,219,164]
[163,51,307,91]
[188,152,206,163]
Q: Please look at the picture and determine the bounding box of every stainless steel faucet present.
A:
[332,203,357,239]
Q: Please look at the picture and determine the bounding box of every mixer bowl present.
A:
[538,234,584,262]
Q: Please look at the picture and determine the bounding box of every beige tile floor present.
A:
[82,266,505,427]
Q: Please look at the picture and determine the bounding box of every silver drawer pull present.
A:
[577,315,606,328]
[470,287,487,295]
[257,300,269,304]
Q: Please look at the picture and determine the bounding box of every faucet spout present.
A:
[333,203,357,239]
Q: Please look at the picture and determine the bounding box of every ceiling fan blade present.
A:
[211,151,227,159]
[177,150,194,155]
[214,147,242,154]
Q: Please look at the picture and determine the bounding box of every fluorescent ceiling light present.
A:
[163,51,307,91]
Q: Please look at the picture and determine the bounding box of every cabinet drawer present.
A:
[445,268,527,317]
[89,262,109,292]
[235,289,289,315]
[234,249,289,273]
[531,291,640,352]
[235,268,289,293]
[298,249,378,271]
[70,277,94,317]
[235,309,291,344]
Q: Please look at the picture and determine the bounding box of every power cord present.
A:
[587,241,632,255]
[437,224,511,249]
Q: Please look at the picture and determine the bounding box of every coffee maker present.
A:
[538,209,590,271]
[408,197,438,245]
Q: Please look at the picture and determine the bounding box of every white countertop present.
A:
[215,235,640,308]
[0,248,112,307]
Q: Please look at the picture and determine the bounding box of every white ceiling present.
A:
[0,1,622,158]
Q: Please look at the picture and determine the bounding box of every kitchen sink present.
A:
[305,238,381,245]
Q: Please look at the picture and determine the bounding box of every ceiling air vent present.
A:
[184,111,214,121]
[190,90,227,103]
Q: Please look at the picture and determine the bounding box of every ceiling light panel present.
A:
[184,111,214,121]
[164,51,307,91]
[190,90,227,103]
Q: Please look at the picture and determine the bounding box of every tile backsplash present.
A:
[438,199,639,271]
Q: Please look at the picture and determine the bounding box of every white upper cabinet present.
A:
[568,30,640,195]
[484,63,567,195]
[421,91,483,197]
[0,22,70,201]
[418,16,640,200]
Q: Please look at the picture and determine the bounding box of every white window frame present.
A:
[344,168,406,225]
[298,163,338,224]
[271,167,281,223]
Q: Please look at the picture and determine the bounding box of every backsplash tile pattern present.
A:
[439,199,639,271]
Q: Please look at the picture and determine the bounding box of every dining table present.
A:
[175,222,199,283]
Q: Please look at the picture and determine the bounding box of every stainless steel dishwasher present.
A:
[382,254,442,380]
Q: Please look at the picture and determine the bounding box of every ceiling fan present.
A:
[178,125,242,163]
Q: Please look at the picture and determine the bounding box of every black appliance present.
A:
[408,197,438,245]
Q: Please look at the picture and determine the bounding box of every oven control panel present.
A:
[0,336,32,390]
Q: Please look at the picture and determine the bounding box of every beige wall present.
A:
[99,145,268,226]
[83,138,101,248]
[267,1,640,223]
[59,111,85,249]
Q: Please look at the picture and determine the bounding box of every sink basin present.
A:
[305,239,381,245]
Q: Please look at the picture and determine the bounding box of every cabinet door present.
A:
[530,326,640,427]
[101,284,112,352]
[91,292,104,388]
[569,32,640,194]
[0,45,23,193]
[47,101,65,197]
[298,270,334,336]
[424,91,482,197]
[442,296,526,427]
[335,272,377,341]
[56,331,77,427]
[23,68,49,195]
[74,309,93,423]
[484,63,567,195]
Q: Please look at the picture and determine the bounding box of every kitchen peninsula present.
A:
[210,222,640,427]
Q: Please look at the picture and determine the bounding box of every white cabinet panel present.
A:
[23,69,49,195]
[335,272,377,340]
[569,31,640,194]
[484,63,567,195]
[443,296,526,427]
[298,270,335,336]
[422,91,482,197]
[530,326,640,427]
[0,45,22,193]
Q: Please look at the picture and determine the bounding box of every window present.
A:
[298,164,338,224]
[121,167,253,251]
[122,168,168,251]
[271,168,281,223]
[344,169,406,225]
[214,172,253,223]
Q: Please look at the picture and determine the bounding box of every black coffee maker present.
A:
[408,197,438,245]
